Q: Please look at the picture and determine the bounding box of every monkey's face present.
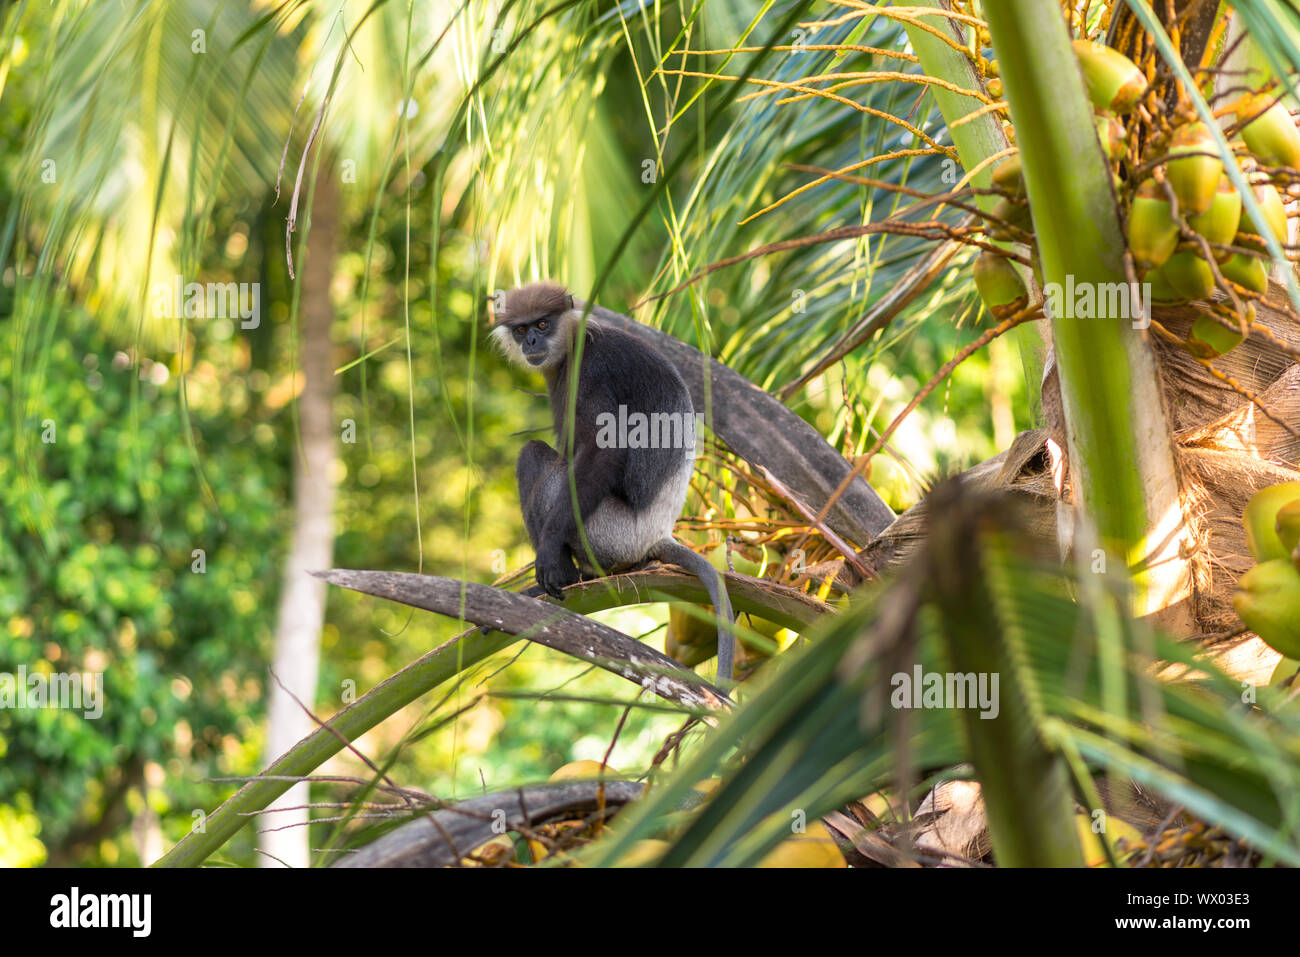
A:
[491,313,567,371]
[488,282,577,373]
[512,315,559,366]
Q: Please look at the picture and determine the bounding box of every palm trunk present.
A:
[259,164,340,868]
[907,1,1194,629]
[984,1,1194,629]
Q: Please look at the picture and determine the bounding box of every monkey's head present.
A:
[489,281,580,371]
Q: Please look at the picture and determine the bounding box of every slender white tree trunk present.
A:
[260,166,340,867]
[131,764,162,865]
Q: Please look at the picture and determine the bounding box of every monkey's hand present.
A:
[535,545,580,599]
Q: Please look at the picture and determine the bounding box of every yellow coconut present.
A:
[1072,40,1148,114]
[992,154,1025,197]
[1239,179,1289,246]
[1234,560,1300,659]
[611,839,670,867]
[1220,252,1269,296]
[1161,249,1215,301]
[757,821,848,868]
[1127,179,1180,269]
[1188,175,1242,246]
[666,604,717,667]
[973,251,1029,316]
[1237,94,1300,169]
[1094,111,1127,161]
[1075,814,1144,867]
[549,760,619,781]
[1166,123,1222,215]
[1276,498,1300,554]
[1189,314,1246,358]
[1143,266,1183,304]
[1269,656,1300,686]
[1243,482,1300,562]
[987,197,1032,241]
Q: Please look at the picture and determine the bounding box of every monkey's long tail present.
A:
[650,540,735,683]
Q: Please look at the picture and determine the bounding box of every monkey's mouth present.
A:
[524,352,548,366]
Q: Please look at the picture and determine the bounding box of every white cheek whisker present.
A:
[489,324,529,369]
[491,305,597,373]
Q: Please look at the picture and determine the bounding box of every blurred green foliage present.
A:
[0,203,691,865]
[0,316,287,865]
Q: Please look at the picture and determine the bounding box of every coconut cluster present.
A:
[974,36,1299,361]
[1236,483,1300,681]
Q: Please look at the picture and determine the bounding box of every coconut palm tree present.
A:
[17,0,1300,868]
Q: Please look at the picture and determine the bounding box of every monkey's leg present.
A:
[516,440,562,550]
[517,440,605,564]
[516,439,581,597]
[475,446,573,635]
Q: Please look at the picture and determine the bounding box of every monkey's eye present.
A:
[536,319,548,331]
[513,326,525,338]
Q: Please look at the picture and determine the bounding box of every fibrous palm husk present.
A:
[861,289,1300,684]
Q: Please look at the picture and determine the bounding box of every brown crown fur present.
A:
[497,282,573,326]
